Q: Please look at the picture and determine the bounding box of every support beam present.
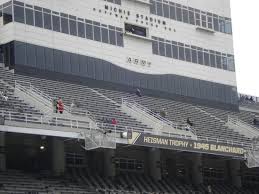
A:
[52,137,65,176]
[190,153,203,185]
[148,148,161,180]
[103,149,115,177]
[0,132,6,171]
[229,160,242,188]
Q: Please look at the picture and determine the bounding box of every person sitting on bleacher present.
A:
[160,108,167,118]
[57,97,64,114]
[187,117,193,126]
[0,89,8,101]
[253,118,258,126]
[136,88,142,97]
[111,118,117,125]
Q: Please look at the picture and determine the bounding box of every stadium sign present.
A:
[128,132,245,158]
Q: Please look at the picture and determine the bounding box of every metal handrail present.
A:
[0,110,253,148]
[228,115,259,133]
[122,98,197,135]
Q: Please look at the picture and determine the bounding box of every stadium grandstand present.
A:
[0,0,259,193]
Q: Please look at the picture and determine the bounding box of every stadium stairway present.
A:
[94,88,252,147]
[7,72,153,134]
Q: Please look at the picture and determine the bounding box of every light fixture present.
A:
[40,145,45,150]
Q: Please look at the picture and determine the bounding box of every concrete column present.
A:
[229,160,242,188]
[148,148,161,180]
[190,153,203,185]
[103,149,115,177]
[52,137,65,176]
[0,132,6,171]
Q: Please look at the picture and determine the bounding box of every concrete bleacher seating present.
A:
[1,65,256,147]
[0,169,257,194]
[94,88,253,147]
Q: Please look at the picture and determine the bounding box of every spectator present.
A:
[111,118,117,125]
[250,96,254,102]
[0,90,8,101]
[253,118,258,125]
[187,118,193,126]
[53,98,58,113]
[57,97,64,114]
[160,108,167,118]
[70,100,75,112]
[207,185,212,194]
[136,88,142,97]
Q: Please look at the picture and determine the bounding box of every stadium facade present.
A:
[0,0,259,193]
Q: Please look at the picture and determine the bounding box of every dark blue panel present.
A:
[44,47,54,71]
[36,46,45,69]
[62,51,70,73]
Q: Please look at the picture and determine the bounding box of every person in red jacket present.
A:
[111,118,117,125]
[57,97,64,114]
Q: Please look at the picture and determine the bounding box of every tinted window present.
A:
[182,9,189,23]
[191,49,197,63]
[25,8,34,26]
[178,46,185,60]
[210,52,216,67]
[3,6,13,25]
[93,25,101,41]
[109,30,116,45]
[150,0,156,14]
[185,47,191,62]
[169,4,176,20]
[222,56,227,70]
[216,55,222,69]
[197,50,204,65]
[116,31,123,47]
[14,5,24,23]
[213,17,219,31]
[43,13,52,30]
[163,4,169,18]
[34,10,43,27]
[77,22,85,38]
[85,23,93,40]
[204,52,210,66]
[26,44,36,67]
[156,2,163,16]
[165,43,172,58]
[195,12,200,26]
[176,6,182,22]
[152,40,159,55]
[172,44,178,59]
[69,19,77,36]
[52,15,60,32]
[61,17,69,34]
[159,41,165,56]
[188,10,195,25]
[101,28,109,43]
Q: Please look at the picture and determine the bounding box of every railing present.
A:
[0,109,253,148]
[228,115,259,134]
[122,98,197,135]
[15,80,98,122]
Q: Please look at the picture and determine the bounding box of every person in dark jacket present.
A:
[136,88,142,97]
[187,117,193,126]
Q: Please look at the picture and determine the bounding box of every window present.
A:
[225,19,232,34]
[209,51,216,67]
[178,44,185,60]
[201,12,207,28]
[195,11,201,26]
[185,46,191,62]
[3,6,13,25]
[52,15,60,32]
[34,10,43,28]
[163,3,169,18]
[93,25,101,41]
[61,17,69,34]
[165,43,172,58]
[204,50,210,66]
[101,27,109,43]
[150,0,156,14]
[222,55,227,70]
[116,31,123,47]
[158,41,165,56]
[156,2,163,17]
[172,43,178,59]
[109,29,116,45]
[207,13,213,29]
[176,4,182,22]
[77,21,85,38]
[14,5,24,23]
[191,47,198,63]
[85,23,93,40]
[227,55,235,71]
[25,8,34,26]
[169,3,176,20]
[69,19,77,36]
[125,23,147,37]
[219,17,225,33]
[197,48,204,65]
[188,8,195,25]
[213,15,219,31]
[43,13,52,30]
[182,7,189,23]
